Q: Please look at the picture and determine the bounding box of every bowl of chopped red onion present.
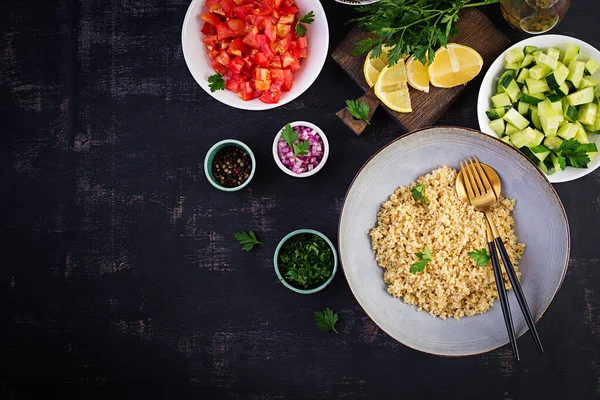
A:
[272,121,329,178]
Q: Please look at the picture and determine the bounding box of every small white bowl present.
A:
[477,34,600,183]
[272,121,329,178]
[181,0,329,111]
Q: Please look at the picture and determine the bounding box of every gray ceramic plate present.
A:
[339,126,570,356]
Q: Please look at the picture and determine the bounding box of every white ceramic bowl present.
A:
[477,35,600,183]
[181,0,329,110]
[272,121,329,178]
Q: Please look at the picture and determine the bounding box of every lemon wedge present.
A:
[428,44,483,88]
[363,46,404,88]
[374,59,412,113]
[406,55,430,93]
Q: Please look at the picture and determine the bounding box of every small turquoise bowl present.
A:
[273,229,338,294]
[204,139,256,192]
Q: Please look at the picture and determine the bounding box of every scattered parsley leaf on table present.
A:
[411,183,428,205]
[281,123,310,160]
[468,248,491,266]
[234,231,262,251]
[208,73,225,92]
[346,99,371,124]
[295,11,314,37]
[410,245,431,273]
[315,307,339,334]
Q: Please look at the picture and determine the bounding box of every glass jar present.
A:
[500,0,570,34]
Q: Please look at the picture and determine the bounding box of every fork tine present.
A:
[460,160,476,200]
[461,159,480,197]
[467,157,486,195]
[473,156,493,194]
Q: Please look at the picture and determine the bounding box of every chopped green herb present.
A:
[295,11,314,37]
[314,307,339,334]
[410,245,431,273]
[411,183,428,205]
[234,231,262,251]
[278,233,334,289]
[346,99,371,124]
[281,123,311,160]
[208,73,225,92]
[468,248,491,266]
[557,138,596,169]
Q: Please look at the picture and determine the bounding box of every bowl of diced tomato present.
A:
[182,0,328,109]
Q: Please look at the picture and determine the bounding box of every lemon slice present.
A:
[406,55,430,93]
[428,43,483,88]
[363,45,403,88]
[374,59,412,113]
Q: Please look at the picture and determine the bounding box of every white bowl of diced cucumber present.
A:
[477,35,600,183]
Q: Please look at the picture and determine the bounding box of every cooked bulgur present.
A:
[369,166,525,320]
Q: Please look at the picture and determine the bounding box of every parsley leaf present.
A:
[280,123,310,160]
[557,138,595,169]
[314,307,339,334]
[346,99,371,124]
[410,245,431,273]
[208,73,225,92]
[468,248,491,267]
[411,183,428,205]
[234,231,262,251]
[295,11,314,37]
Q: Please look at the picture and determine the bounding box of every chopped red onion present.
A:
[277,126,325,175]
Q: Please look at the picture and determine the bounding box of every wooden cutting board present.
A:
[332,8,510,134]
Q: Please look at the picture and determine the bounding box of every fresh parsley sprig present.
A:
[234,231,262,251]
[556,138,597,169]
[410,245,431,273]
[351,0,499,67]
[346,99,371,124]
[295,11,314,37]
[281,123,311,160]
[315,307,339,334]
[208,73,225,92]
[411,183,428,205]
[468,248,491,266]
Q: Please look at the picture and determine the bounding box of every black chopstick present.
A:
[495,238,544,353]
[488,238,520,361]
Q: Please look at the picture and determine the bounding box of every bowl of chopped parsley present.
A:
[274,229,338,294]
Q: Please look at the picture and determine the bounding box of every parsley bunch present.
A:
[277,233,334,289]
[351,0,498,67]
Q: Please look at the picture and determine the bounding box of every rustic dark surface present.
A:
[332,8,510,132]
[1,1,600,399]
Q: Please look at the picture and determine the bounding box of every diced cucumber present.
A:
[536,52,559,70]
[526,78,550,94]
[531,107,543,130]
[518,101,530,115]
[563,102,579,122]
[547,47,561,61]
[580,77,599,89]
[557,122,577,139]
[563,44,580,64]
[501,135,515,147]
[567,61,586,88]
[505,79,522,102]
[505,62,520,70]
[492,92,512,108]
[517,68,530,84]
[529,64,552,80]
[489,118,505,136]
[530,144,551,162]
[527,128,545,147]
[505,47,525,64]
[503,108,530,130]
[538,159,549,174]
[593,117,600,133]
[578,103,598,126]
[555,83,570,98]
[486,106,510,120]
[505,123,520,136]
[520,93,543,105]
[549,152,564,172]
[524,46,538,55]
[544,136,563,150]
[547,94,563,115]
[543,116,560,136]
[546,64,569,90]
[574,122,590,143]
[510,128,535,148]
[499,72,514,89]
[538,99,557,118]
[567,87,595,106]
[585,58,600,75]
[521,54,534,68]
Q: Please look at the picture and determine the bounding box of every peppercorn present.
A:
[211,146,252,188]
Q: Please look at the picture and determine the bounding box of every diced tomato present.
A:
[203,35,218,51]
[278,14,294,24]
[215,50,231,66]
[254,67,271,81]
[226,77,242,92]
[289,62,301,72]
[216,23,239,40]
[276,23,291,37]
[264,21,276,41]
[255,79,271,91]
[280,5,298,14]
[257,35,274,57]
[242,29,260,48]
[227,56,245,73]
[211,59,228,75]
[282,69,293,91]
[270,68,284,82]
[259,81,282,103]
[233,3,254,19]
[292,47,307,59]
[201,13,222,26]
[241,81,255,100]
[296,36,307,49]
[242,55,253,68]
[269,56,282,68]
[281,53,295,68]
[201,22,216,35]
[227,19,245,34]
[228,37,249,56]
[219,0,235,14]
[274,37,290,54]
[253,2,273,15]
[254,52,269,67]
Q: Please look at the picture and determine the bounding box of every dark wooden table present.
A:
[2,1,599,398]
